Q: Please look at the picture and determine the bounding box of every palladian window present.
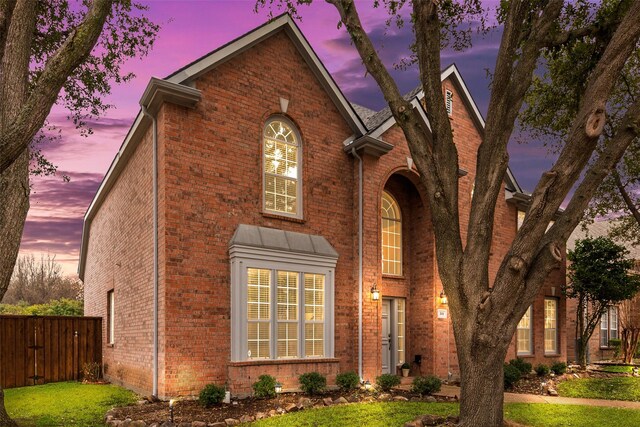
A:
[382,191,402,276]
[263,119,301,217]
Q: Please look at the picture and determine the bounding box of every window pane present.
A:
[517,306,532,355]
[304,274,325,357]
[277,322,298,358]
[544,299,557,354]
[397,299,405,364]
[248,268,271,359]
[264,120,299,215]
[381,191,402,276]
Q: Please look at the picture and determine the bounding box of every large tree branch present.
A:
[524,97,640,298]
[0,0,113,174]
[0,0,36,130]
[0,0,17,68]
[614,168,640,226]
[506,1,640,276]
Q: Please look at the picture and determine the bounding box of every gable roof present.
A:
[356,64,523,194]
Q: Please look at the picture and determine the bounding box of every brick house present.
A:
[566,220,640,363]
[79,15,567,398]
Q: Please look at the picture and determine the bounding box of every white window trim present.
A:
[107,290,115,345]
[600,307,619,348]
[230,244,336,362]
[381,191,403,277]
[544,298,559,355]
[262,116,303,219]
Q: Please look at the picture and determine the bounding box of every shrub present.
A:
[81,362,101,382]
[401,362,410,370]
[336,371,360,391]
[509,357,532,375]
[550,361,567,375]
[199,384,225,407]
[535,364,550,376]
[252,374,277,399]
[410,375,442,396]
[609,338,622,358]
[299,372,326,395]
[375,373,401,391]
[503,363,521,389]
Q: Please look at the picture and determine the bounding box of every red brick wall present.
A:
[565,298,615,363]
[83,125,160,396]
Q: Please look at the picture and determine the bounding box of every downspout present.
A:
[142,106,159,398]
[351,147,363,381]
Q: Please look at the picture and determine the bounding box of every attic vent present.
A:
[445,90,453,116]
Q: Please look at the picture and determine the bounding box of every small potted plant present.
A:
[401,362,410,377]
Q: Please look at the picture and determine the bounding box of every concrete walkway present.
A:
[434,385,640,409]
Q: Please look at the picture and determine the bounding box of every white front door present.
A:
[381,299,391,374]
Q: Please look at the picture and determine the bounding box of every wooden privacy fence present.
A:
[0,315,102,389]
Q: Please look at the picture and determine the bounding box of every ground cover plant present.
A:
[4,381,136,427]
[298,372,326,395]
[558,376,640,401]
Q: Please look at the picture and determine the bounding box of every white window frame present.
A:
[230,245,336,362]
[262,117,303,219]
[381,191,402,276]
[107,290,115,345]
[544,298,558,355]
[601,307,619,348]
[517,305,533,356]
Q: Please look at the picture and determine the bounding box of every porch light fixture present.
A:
[275,382,283,393]
[371,283,380,301]
[439,290,448,305]
[169,399,175,423]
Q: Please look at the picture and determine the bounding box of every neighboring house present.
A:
[566,220,640,363]
[79,15,567,398]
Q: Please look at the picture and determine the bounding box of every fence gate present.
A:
[0,315,102,389]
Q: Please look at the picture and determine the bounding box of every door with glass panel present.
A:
[381,298,406,375]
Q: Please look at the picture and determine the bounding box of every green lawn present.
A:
[558,377,640,401]
[595,365,634,373]
[249,401,640,427]
[5,381,137,427]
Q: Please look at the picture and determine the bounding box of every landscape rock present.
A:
[347,395,359,403]
[378,393,391,401]
[130,421,147,427]
[323,397,334,406]
[137,400,149,405]
[393,395,409,401]
[268,409,277,417]
[547,388,558,396]
[192,422,207,427]
[159,422,175,427]
[208,423,226,427]
[419,414,446,426]
[239,415,254,423]
[285,402,298,412]
[107,420,122,427]
[424,396,437,403]
[255,412,267,420]
[404,421,422,427]
[224,419,239,426]
[177,423,192,427]
[333,396,349,405]
[297,397,313,409]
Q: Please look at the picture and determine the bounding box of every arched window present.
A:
[381,191,402,276]
[263,118,301,217]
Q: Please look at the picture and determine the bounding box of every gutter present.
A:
[351,147,364,380]
[141,106,159,398]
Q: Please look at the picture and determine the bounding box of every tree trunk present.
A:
[0,150,29,427]
[458,345,508,427]
[622,328,640,364]
[0,387,16,427]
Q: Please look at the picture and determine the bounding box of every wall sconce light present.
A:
[439,290,448,305]
[169,399,175,423]
[275,382,283,393]
[371,283,380,301]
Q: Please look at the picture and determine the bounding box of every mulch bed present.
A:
[509,365,635,396]
[109,388,455,425]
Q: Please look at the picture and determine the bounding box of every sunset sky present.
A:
[21,0,557,276]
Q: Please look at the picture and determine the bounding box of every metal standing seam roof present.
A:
[229,224,339,258]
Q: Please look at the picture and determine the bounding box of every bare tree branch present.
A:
[614,168,640,226]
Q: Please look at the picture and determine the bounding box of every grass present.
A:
[249,401,640,427]
[5,381,137,427]
[557,377,640,401]
[596,365,634,373]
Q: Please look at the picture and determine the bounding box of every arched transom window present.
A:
[263,119,301,217]
[381,191,402,276]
